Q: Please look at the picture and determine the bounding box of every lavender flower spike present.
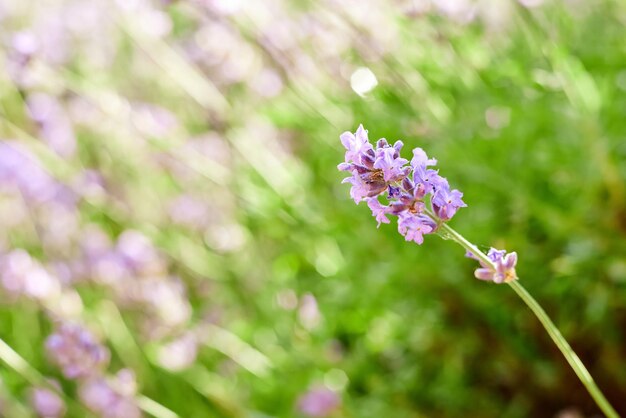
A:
[338,124,465,245]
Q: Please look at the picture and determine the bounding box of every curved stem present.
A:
[437,222,619,418]
[507,281,618,418]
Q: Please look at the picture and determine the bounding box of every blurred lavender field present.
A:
[1,0,626,417]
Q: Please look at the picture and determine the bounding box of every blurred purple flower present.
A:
[0,250,61,301]
[298,387,340,417]
[91,251,131,286]
[116,230,164,275]
[158,332,198,371]
[0,142,65,204]
[30,384,66,418]
[140,278,192,329]
[26,93,76,158]
[45,323,109,379]
[79,370,141,418]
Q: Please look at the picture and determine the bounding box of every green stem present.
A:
[437,222,619,418]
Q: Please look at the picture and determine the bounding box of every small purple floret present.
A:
[373,145,409,182]
[398,213,436,244]
[432,187,467,221]
[467,248,518,283]
[413,165,442,195]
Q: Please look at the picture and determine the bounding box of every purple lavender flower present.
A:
[467,248,518,283]
[338,125,466,245]
[45,323,109,379]
[398,213,436,245]
[412,164,443,195]
[341,168,386,203]
[297,387,340,417]
[373,141,409,182]
[431,186,467,221]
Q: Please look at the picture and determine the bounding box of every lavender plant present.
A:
[338,125,619,418]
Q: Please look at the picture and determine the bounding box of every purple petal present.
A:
[410,147,437,168]
[337,162,352,171]
[474,268,494,281]
[487,248,506,262]
[367,198,391,228]
[339,131,355,151]
[503,252,518,269]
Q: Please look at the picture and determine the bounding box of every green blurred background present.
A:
[0,0,625,417]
